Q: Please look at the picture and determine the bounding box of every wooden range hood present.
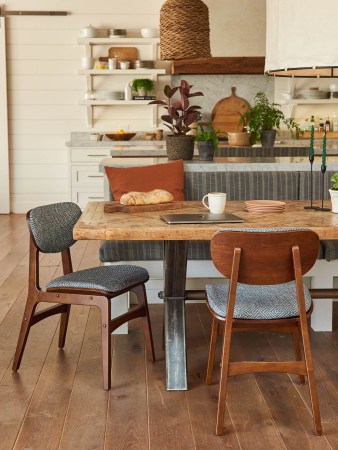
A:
[171,56,265,75]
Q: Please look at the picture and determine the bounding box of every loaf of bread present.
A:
[120,189,174,206]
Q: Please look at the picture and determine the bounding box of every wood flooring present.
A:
[1,213,338,450]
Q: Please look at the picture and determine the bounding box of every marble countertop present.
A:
[99,156,338,172]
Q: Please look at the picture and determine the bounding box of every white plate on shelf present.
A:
[297,90,329,99]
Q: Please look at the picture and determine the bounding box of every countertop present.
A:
[99,156,338,172]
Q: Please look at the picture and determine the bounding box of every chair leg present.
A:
[58,305,71,348]
[291,325,305,384]
[299,321,322,435]
[216,322,233,436]
[133,284,155,362]
[206,317,219,385]
[12,296,38,371]
[97,298,112,391]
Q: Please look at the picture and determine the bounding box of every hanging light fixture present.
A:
[265,0,338,77]
[160,0,211,60]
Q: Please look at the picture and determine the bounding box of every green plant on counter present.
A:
[130,78,154,94]
[330,173,338,190]
[239,91,302,145]
[194,123,220,148]
[149,79,203,135]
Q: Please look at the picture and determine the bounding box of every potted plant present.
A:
[239,91,301,147]
[149,80,203,160]
[194,123,220,161]
[130,78,154,96]
[329,173,338,213]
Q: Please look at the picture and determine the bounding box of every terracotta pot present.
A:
[166,135,195,160]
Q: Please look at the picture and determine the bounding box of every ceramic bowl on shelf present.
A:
[105,132,136,141]
[141,28,159,38]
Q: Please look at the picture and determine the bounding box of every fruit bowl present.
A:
[105,132,136,141]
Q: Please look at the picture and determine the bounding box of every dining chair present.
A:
[12,202,155,390]
[205,228,322,436]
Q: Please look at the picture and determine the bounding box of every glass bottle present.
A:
[325,117,331,132]
[309,115,315,131]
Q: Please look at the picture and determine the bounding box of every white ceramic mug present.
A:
[202,192,227,214]
[108,58,117,70]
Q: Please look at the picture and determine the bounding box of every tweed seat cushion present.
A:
[46,265,149,293]
[206,281,312,320]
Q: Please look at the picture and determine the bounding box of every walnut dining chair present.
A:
[12,202,155,390]
[205,228,322,436]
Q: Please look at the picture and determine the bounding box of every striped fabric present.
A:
[299,171,334,201]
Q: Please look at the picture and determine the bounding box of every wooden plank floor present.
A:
[1,213,338,450]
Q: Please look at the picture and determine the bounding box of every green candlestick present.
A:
[322,132,327,167]
[309,125,314,162]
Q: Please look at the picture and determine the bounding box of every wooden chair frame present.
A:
[12,212,155,390]
[205,230,322,436]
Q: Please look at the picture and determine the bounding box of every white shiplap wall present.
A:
[4,0,266,212]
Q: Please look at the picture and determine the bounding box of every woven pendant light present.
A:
[160,0,211,60]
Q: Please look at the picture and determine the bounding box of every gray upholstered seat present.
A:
[46,265,149,292]
[206,280,312,320]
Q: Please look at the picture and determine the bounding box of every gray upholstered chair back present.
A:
[28,202,82,253]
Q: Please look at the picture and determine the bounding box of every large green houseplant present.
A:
[240,92,301,146]
[149,80,203,160]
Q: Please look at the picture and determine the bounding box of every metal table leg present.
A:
[164,240,188,390]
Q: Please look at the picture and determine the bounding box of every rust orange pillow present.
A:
[104,160,184,201]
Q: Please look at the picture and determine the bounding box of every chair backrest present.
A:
[210,228,319,285]
[27,202,82,254]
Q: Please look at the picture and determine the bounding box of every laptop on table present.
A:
[160,213,244,224]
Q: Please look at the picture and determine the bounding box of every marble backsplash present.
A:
[173,74,274,122]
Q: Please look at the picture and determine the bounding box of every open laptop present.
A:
[160,213,244,224]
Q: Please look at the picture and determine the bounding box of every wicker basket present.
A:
[160,0,211,60]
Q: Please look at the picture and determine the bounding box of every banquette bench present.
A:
[100,166,338,332]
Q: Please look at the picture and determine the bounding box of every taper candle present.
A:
[309,125,314,161]
[322,132,327,167]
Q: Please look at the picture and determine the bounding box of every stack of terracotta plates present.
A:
[245,200,286,214]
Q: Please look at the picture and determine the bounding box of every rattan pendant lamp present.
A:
[160,0,211,60]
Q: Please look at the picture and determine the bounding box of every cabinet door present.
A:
[71,165,104,186]
[72,188,105,209]
[70,147,110,163]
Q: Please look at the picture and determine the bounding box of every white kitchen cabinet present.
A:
[78,36,167,128]
[69,147,111,208]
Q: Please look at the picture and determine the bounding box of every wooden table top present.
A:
[73,201,338,241]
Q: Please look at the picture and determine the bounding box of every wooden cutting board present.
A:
[99,47,138,64]
[212,87,250,134]
[104,201,185,213]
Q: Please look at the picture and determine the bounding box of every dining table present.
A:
[73,199,338,391]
